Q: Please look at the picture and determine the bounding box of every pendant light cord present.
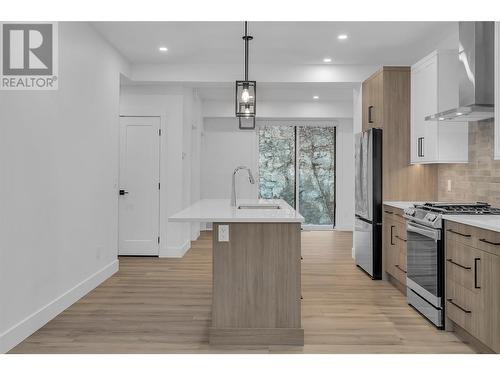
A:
[245,22,248,81]
[243,21,253,81]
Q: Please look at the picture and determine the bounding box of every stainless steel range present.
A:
[403,202,500,328]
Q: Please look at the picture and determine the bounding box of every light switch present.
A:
[447,179,452,192]
[218,225,229,242]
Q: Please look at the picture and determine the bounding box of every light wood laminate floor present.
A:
[10,231,475,353]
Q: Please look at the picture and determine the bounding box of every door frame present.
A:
[255,121,337,229]
[118,115,162,256]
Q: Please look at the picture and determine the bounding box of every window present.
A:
[258,126,295,208]
[298,126,336,226]
[258,125,336,227]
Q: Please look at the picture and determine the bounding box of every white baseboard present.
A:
[334,226,354,231]
[163,240,191,258]
[0,259,118,354]
[191,231,200,241]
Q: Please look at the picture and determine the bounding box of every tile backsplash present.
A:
[438,120,500,207]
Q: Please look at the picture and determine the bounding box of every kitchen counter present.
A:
[168,198,304,223]
[383,201,423,210]
[169,198,304,346]
[444,215,500,233]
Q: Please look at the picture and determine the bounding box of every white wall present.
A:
[0,22,130,353]
[203,99,353,119]
[131,63,379,84]
[353,85,363,135]
[200,116,354,230]
[190,91,203,240]
[335,119,355,231]
[201,118,259,201]
[352,86,363,257]
[119,85,202,256]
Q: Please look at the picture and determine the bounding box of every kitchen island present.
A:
[169,199,305,346]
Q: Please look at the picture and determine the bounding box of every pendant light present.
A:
[235,21,256,130]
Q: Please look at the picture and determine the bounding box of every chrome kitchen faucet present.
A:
[230,166,255,207]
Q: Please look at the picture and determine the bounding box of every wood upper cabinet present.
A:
[362,70,383,131]
[411,50,468,164]
[445,221,500,353]
[362,67,437,201]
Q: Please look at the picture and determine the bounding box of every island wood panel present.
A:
[211,222,303,345]
[10,231,475,354]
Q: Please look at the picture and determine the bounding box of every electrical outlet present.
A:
[447,179,452,192]
[218,225,229,242]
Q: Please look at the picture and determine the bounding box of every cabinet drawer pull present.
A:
[474,258,481,289]
[478,238,500,246]
[384,210,394,215]
[390,225,395,246]
[395,264,407,274]
[395,235,407,242]
[446,258,471,270]
[446,229,471,238]
[447,298,471,314]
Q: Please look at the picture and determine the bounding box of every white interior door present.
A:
[119,116,161,256]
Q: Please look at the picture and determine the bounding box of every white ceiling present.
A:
[92,21,458,66]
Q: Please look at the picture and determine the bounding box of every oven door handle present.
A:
[406,222,441,241]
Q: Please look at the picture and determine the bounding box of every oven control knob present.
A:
[406,208,416,216]
[427,213,436,221]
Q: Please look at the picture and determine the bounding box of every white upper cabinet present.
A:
[411,50,468,164]
[495,22,500,160]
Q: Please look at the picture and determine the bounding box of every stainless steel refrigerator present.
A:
[354,128,382,279]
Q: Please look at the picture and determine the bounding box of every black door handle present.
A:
[119,189,129,196]
[368,105,374,124]
[474,258,481,289]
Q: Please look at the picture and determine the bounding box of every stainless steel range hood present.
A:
[425,22,494,122]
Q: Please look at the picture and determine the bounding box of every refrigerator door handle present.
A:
[355,214,373,224]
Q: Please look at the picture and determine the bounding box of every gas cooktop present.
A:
[404,202,500,229]
[415,202,500,215]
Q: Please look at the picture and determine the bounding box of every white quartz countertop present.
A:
[168,199,305,223]
[383,201,424,210]
[444,215,500,233]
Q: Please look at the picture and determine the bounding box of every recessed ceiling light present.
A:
[337,34,348,40]
[313,96,319,100]
[323,58,332,63]
[158,46,168,52]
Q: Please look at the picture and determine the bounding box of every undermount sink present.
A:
[237,203,281,210]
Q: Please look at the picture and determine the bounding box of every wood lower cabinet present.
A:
[445,221,500,353]
[383,205,407,290]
